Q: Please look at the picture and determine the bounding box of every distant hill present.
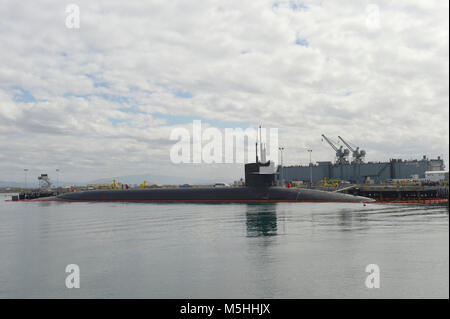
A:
[87,173,233,186]
[0,180,81,188]
[0,173,234,188]
[0,180,23,188]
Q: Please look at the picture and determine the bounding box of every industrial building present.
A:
[280,135,446,184]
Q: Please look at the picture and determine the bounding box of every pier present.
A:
[336,184,449,203]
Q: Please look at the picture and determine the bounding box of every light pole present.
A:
[307,149,313,187]
[24,169,28,190]
[279,147,284,186]
[56,169,60,190]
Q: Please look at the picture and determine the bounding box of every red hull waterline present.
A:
[5,198,448,204]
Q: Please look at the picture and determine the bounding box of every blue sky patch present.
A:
[173,90,193,99]
[63,92,86,99]
[63,92,130,104]
[108,118,130,126]
[156,82,193,99]
[85,74,110,89]
[118,106,146,114]
[272,1,308,11]
[94,81,109,88]
[12,86,37,103]
[97,93,129,103]
[295,36,309,47]
[290,1,308,11]
[153,113,250,128]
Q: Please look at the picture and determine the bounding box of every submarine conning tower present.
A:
[245,161,278,187]
[245,125,278,187]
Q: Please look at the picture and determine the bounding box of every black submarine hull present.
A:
[55,187,373,203]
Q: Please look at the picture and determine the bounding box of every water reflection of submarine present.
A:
[54,147,374,203]
[246,204,277,237]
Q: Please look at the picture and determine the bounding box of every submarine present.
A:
[53,152,373,203]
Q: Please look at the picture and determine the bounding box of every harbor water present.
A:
[0,193,448,298]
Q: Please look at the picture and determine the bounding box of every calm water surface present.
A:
[0,193,448,298]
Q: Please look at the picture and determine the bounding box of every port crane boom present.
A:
[322,134,338,152]
[321,134,349,165]
[338,136,354,152]
[338,136,366,164]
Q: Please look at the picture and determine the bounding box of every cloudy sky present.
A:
[0,0,448,184]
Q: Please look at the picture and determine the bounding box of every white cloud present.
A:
[0,0,448,183]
